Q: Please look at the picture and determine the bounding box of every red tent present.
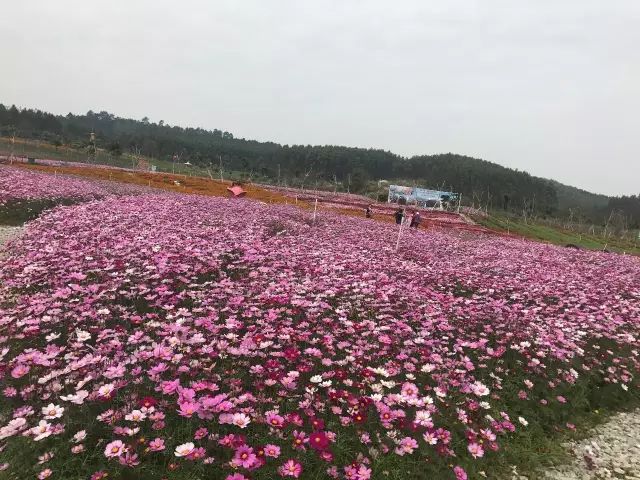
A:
[227,185,247,197]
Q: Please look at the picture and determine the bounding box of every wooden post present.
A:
[313,198,318,223]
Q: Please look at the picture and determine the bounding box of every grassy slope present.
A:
[475,214,640,256]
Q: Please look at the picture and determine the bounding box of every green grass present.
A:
[476,213,640,256]
[0,198,83,225]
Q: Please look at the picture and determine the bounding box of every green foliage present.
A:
[0,198,81,225]
[476,213,640,255]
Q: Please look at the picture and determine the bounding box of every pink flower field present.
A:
[0,165,152,206]
[0,193,639,479]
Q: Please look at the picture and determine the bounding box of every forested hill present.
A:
[0,103,638,225]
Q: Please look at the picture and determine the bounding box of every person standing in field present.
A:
[365,204,373,218]
[410,210,422,229]
[394,207,404,225]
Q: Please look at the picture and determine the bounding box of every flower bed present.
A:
[0,165,152,206]
[0,165,155,225]
[0,195,638,479]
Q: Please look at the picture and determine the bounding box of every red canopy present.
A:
[227,186,247,197]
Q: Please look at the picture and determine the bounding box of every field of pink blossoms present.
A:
[0,165,151,206]
[0,188,639,479]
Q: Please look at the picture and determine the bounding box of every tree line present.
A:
[0,103,638,226]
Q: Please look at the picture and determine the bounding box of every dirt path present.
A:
[542,410,640,480]
[0,225,22,253]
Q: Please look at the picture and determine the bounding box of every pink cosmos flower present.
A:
[396,436,418,455]
[453,466,468,480]
[232,445,257,469]
[278,459,303,478]
[229,413,251,428]
[266,412,285,428]
[264,443,281,458]
[104,440,126,458]
[400,382,419,398]
[10,364,30,379]
[292,430,307,450]
[118,452,140,467]
[467,442,485,458]
[423,431,438,445]
[148,438,165,452]
[38,469,53,479]
[177,401,199,418]
[357,464,373,480]
[2,387,17,398]
[194,427,208,440]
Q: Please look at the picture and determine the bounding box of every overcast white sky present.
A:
[1,1,638,195]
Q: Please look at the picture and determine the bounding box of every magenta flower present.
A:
[309,431,330,451]
[232,445,258,469]
[226,474,250,480]
[266,412,285,428]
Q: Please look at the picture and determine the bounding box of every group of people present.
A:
[395,206,422,228]
[364,204,422,229]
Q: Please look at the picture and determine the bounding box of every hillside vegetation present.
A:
[1,103,638,226]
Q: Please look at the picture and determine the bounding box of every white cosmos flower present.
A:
[98,383,115,397]
[32,420,52,441]
[174,442,195,457]
[415,410,432,426]
[76,330,91,342]
[45,332,61,342]
[125,410,146,422]
[61,390,89,405]
[41,403,64,419]
[472,381,490,397]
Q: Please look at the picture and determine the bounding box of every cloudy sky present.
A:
[2,1,638,195]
